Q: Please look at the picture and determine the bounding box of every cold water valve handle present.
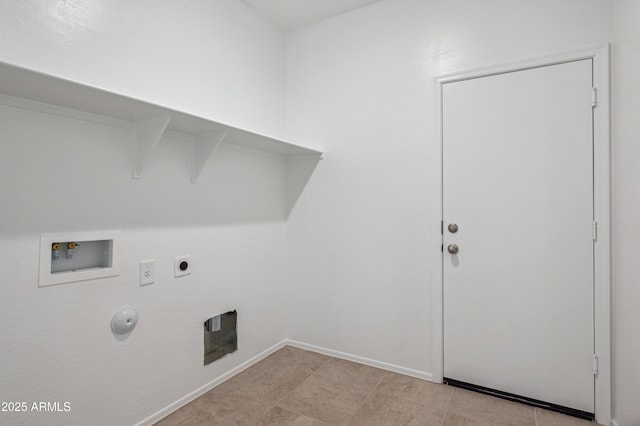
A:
[66,242,78,259]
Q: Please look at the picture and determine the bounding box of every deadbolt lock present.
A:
[447,244,459,254]
[448,223,459,233]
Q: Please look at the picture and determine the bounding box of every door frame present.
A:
[431,45,611,425]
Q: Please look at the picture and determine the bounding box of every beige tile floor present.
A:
[155,346,597,426]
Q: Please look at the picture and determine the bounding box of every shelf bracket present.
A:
[191,130,228,183]
[132,116,172,179]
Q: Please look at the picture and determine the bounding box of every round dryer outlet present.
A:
[174,255,192,277]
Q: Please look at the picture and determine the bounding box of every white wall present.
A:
[0,1,289,426]
[286,0,610,379]
[0,0,285,137]
[611,1,640,425]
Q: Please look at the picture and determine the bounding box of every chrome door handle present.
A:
[447,244,459,254]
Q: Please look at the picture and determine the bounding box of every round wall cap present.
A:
[111,306,139,335]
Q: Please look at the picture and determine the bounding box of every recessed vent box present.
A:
[39,231,121,287]
[204,310,238,365]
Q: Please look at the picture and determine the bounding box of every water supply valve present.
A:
[51,243,61,261]
[66,242,78,259]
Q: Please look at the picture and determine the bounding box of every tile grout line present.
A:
[227,348,333,425]
[343,370,390,425]
[268,356,334,422]
[439,385,456,426]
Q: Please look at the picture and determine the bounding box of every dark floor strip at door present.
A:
[443,378,595,421]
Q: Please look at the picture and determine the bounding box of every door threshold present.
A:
[443,378,595,421]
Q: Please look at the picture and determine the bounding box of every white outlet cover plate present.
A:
[174,255,192,277]
[139,259,155,286]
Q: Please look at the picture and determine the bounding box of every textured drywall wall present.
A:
[285,0,610,383]
[0,0,286,137]
[0,1,289,425]
[612,1,640,425]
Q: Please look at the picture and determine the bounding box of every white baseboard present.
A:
[136,339,434,426]
[285,339,434,382]
[134,340,288,426]
[611,420,619,426]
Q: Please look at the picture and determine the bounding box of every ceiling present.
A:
[240,0,386,30]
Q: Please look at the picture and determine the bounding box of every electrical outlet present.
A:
[174,255,192,278]
[139,260,155,286]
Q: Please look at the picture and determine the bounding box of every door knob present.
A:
[448,223,459,233]
[447,244,459,254]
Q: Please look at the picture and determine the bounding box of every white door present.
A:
[442,60,594,414]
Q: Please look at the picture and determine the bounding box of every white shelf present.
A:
[0,61,324,181]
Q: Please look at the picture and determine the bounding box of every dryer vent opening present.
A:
[203,310,237,365]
